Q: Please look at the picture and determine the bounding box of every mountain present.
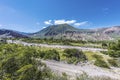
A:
[0,29,29,38]
[31,24,79,38]
[31,24,120,41]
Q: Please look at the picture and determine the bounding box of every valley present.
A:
[4,39,120,80]
[0,24,120,80]
[1,0,120,80]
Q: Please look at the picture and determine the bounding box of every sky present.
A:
[0,0,120,32]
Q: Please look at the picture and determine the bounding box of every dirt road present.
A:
[41,60,120,80]
[7,40,107,52]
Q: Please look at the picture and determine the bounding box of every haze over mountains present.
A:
[0,24,120,41]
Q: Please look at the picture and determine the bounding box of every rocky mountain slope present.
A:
[1,24,120,40]
[0,29,29,38]
[31,24,120,41]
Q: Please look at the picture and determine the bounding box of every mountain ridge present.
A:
[0,24,120,41]
[31,24,120,40]
[0,29,29,38]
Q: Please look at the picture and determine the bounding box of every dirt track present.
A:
[7,40,107,52]
[41,60,120,80]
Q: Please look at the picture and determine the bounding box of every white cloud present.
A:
[54,20,76,25]
[44,20,52,25]
[44,19,89,27]
[74,21,88,27]
[43,27,46,29]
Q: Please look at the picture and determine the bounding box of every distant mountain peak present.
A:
[31,25,120,41]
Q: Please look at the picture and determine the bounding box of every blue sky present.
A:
[0,0,120,32]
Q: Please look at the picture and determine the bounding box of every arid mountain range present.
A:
[31,24,120,41]
[0,24,120,41]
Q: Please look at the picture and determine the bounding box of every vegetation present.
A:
[108,40,120,58]
[0,43,90,80]
[0,43,55,80]
[21,38,108,48]
[107,59,118,67]
[43,49,60,61]
[76,73,115,80]
[63,49,87,64]
[92,54,110,68]
[0,38,120,79]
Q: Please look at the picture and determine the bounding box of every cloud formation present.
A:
[43,27,46,28]
[44,19,88,27]
[74,21,88,27]
[54,20,76,25]
[44,20,52,25]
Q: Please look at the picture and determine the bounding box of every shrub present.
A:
[102,43,108,48]
[107,40,120,58]
[44,49,60,61]
[92,54,103,60]
[94,59,110,69]
[108,59,118,67]
[92,54,110,68]
[108,51,120,58]
[63,49,87,64]
[100,51,109,55]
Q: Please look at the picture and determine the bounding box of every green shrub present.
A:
[100,51,109,55]
[94,59,110,69]
[63,49,87,64]
[107,40,120,58]
[108,59,118,67]
[102,43,108,48]
[44,49,60,61]
[92,54,103,60]
[108,51,120,58]
[92,54,110,68]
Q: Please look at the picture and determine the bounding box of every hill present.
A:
[0,29,29,38]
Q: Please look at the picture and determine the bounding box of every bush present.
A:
[102,43,108,48]
[107,40,120,58]
[92,54,110,68]
[63,49,87,64]
[108,51,120,58]
[108,59,118,67]
[100,51,109,55]
[44,49,60,61]
[94,59,110,69]
[92,54,103,59]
